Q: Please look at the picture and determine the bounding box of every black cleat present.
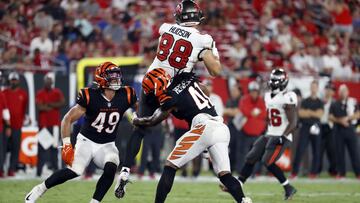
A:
[115,178,131,199]
[284,185,297,200]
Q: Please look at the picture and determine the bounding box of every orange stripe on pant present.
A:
[268,145,282,165]
[169,135,201,160]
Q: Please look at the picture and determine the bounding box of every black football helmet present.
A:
[268,68,289,93]
[175,0,204,26]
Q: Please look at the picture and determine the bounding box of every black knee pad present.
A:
[103,162,117,177]
[245,149,262,164]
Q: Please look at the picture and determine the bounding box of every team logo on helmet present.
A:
[94,62,123,90]
[268,68,289,93]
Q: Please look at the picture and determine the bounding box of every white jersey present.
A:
[264,91,297,141]
[148,23,215,77]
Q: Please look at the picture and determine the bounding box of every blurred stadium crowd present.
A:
[0,0,360,180]
[0,0,360,80]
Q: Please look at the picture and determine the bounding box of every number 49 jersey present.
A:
[77,87,137,144]
[160,77,217,125]
[148,23,215,77]
[264,91,297,141]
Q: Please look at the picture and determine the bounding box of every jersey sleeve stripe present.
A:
[84,88,90,105]
[268,145,282,165]
[125,86,131,104]
[197,48,208,61]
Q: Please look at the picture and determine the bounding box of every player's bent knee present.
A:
[69,165,86,176]
[105,154,120,167]
[103,162,117,177]
[217,171,230,177]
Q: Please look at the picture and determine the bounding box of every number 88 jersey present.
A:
[264,91,297,141]
[77,87,137,144]
[148,23,215,77]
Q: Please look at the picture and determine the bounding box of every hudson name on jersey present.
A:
[148,23,215,77]
[265,91,297,141]
[160,75,217,125]
[77,86,137,144]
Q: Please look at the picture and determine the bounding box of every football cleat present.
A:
[284,185,297,200]
[25,183,47,203]
[242,197,252,203]
[114,168,131,198]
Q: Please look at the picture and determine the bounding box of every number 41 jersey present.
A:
[148,23,215,77]
[160,77,217,126]
[264,91,297,141]
[77,87,137,144]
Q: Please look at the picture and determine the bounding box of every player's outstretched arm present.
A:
[132,107,171,127]
[203,49,222,77]
[61,104,86,139]
[283,104,298,138]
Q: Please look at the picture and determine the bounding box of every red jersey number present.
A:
[156,33,193,69]
[268,108,282,127]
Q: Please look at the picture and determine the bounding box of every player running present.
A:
[132,73,252,203]
[115,0,221,198]
[221,68,298,200]
[25,62,137,203]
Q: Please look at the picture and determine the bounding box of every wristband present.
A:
[62,137,71,144]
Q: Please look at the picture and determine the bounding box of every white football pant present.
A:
[70,134,119,175]
[168,113,231,175]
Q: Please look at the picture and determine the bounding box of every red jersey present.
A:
[239,94,267,136]
[0,91,8,132]
[332,6,352,25]
[2,88,28,129]
[36,88,64,128]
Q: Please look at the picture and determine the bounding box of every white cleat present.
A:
[242,197,252,203]
[114,168,131,199]
[25,184,47,203]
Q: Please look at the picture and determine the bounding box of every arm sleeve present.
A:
[285,92,298,106]
[76,89,88,108]
[198,34,214,61]
[159,23,169,35]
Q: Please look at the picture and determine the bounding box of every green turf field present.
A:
[1,178,359,203]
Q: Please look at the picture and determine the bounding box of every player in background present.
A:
[132,73,252,203]
[115,0,222,198]
[25,62,137,203]
[222,68,298,200]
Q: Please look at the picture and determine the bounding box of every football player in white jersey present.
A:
[115,0,221,198]
[221,68,298,200]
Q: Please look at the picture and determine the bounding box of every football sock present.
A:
[155,166,176,203]
[238,162,255,183]
[123,130,145,168]
[89,199,99,203]
[44,168,78,189]
[92,162,117,201]
[219,173,244,202]
[266,163,287,186]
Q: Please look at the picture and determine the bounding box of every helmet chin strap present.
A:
[179,22,200,27]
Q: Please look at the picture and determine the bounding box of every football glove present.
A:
[61,137,74,166]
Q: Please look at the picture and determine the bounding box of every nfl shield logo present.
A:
[107,102,111,107]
